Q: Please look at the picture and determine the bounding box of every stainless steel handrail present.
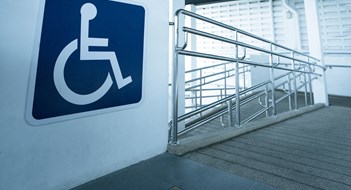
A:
[325,64,351,69]
[170,9,322,144]
[179,50,322,76]
[182,27,325,69]
[177,9,321,62]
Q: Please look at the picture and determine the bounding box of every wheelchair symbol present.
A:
[54,3,132,105]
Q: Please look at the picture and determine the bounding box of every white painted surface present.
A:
[304,0,329,105]
[0,0,169,189]
[325,55,351,96]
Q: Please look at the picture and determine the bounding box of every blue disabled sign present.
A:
[26,0,146,125]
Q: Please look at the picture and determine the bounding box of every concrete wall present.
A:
[0,0,169,190]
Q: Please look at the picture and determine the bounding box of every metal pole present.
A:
[291,52,298,110]
[235,31,240,127]
[243,66,246,96]
[171,12,181,145]
[303,65,308,106]
[227,100,233,127]
[224,63,227,97]
[200,70,203,108]
[265,84,269,117]
[308,58,313,105]
[269,43,276,116]
[288,73,292,111]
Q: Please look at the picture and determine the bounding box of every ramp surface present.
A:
[185,106,351,190]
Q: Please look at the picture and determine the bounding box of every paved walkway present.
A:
[185,106,351,190]
[72,96,351,190]
[72,153,275,190]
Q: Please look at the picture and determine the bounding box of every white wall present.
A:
[0,0,169,190]
[325,55,351,96]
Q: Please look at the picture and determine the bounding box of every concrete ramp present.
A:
[185,106,351,189]
[168,101,325,155]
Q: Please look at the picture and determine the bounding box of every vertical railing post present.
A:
[291,52,298,110]
[303,65,308,106]
[307,58,314,105]
[235,31,240,127]
[171,12,180,145]
[200,69,203,109]
[227,100,233,127]
[223,61,227,127]
[288,73,292,111]
[269,43,276,116]
[265,84,269,117]
[243,66,247,96]
[224,63,227,97]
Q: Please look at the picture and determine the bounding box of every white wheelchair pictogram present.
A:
[54,3,132,105]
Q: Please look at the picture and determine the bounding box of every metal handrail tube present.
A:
[185,94,222,100]
[308,59,313,104]
[269,44,276,116]
[185,72,236,91]
[178,93,236,122]
[297,83,308,91]
[182,27,323,69]
[276,91,293,104]
[171,8,183,144]
[185,61,231,73]
[185,68,234,84]
[275,81,289,89]
[234,31,241,127]
[185,68,248,90]
[325,64,351,69]
[185,62,248,74]
[178,50,322,76]
[275,71,293,81]
[176,9,320,61]
[179,108,227,136]
[240,91,266,105]
[187,87,236,91]
[242,106,271,124]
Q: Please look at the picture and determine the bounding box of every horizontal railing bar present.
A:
[186,87,236,91]
[185,68,248,88]
[275,81,288,89]
[185,61,232,74]
[240,91,266,105]
[241,106,271,124]
[185,68,235,84]
[325,64,351,69]
[185,73,236,91]
[276,91,293,104]
[182,27,321,68]
[179,108,227,136]
[178,50,322,76]
[185,61,249,74]
[324,51,351,55]
[177,9,320,61]
[186,69,249,91]
[178,94,235,121]
[185,95,222,99]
